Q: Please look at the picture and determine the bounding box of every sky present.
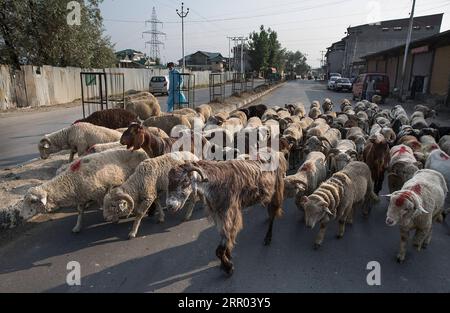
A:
[99,0,450,68]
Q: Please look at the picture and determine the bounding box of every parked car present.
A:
[334,78,353,92]
[327,76,340,90]
[149,76,169,95]
[329,72,342,79]
[352,73,390,102]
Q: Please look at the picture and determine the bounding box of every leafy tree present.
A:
[248,25,269,74]
[284,50,310,75]
[0,0,116,68]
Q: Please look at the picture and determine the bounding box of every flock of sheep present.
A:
[21,91,450,276]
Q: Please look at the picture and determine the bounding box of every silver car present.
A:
[149,76,169,95]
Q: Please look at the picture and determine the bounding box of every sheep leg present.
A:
[128,199,153,239]
[413,227,429,251]
[397,227,410,263]
[69,149,77,162]
[337,219,346,239]
[154,199,165,223]
[182,194,196,221]
[314,221,329,249]
[216,238,234,276]
[72,204,86,233]
[422,228,433,249]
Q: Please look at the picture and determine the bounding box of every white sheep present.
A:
[102,151,199,239]
[439,135,450,156]
[327,139,358,174]
[385,169,447,262]
[425,149,450,200]
[387,144,421,193]
[23,149,149,233]
[38,122,122,162]
[284,151,326,201]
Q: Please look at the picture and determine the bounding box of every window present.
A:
[382,27,389,31]
[426,25,434,30]
[393,26,402,31]
[151,76,166,82]
[413,26,421,30]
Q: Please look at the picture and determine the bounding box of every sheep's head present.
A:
[354,136,366,155]
[120,123,145,150]
[102,188,134,222]
[167,162,208,213]
[385,189,427,227]
[24,187,50,214]
[300,196,332,229]
[284,177,307,199]
[38,138,52,159]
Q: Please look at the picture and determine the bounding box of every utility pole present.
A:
[176,2,189,72]
[226,36,232,71]
[229,36,247,73]
[399,0,416,102]
[320,50,326,68]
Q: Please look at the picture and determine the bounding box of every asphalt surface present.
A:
[0,80,263,169]
[1,80,450,292]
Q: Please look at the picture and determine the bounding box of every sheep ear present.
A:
[37,194,47,206]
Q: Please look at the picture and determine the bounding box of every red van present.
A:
[352,73,390,102]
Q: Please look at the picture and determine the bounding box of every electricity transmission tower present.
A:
[143,7,165,64]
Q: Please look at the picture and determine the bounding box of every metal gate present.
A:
[80,71,124,118]
[245,72,254,91]
[209,73,225,102]
[232,72,245,94]
[171,72,195,110]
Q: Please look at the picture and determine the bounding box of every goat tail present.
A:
[269,154,287,218]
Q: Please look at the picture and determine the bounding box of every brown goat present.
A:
[74,109,138,129]
[363,134,391,195]
[120,123,210,159]
[166,155,287,276]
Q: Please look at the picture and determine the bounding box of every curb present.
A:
[209,82,285,114]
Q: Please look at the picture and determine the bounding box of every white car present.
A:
[327,76,340,90]
[149,76,169,95]
[334,78,353,92]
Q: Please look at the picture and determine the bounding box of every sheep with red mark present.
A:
[23,149,149,233]
[38,122,122,162]
[166,153,287,275]
[387,145,421,193]
[384,169,447,263]
[102,152,200,239]
[363,133,391,195]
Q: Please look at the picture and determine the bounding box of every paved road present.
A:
[0,80,263,169]
[1,80,450,292]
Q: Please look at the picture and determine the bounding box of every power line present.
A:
[142,7,165,62]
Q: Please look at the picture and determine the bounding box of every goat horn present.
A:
[186,166,209,182]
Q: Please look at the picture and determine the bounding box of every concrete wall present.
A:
[0,65,235,110]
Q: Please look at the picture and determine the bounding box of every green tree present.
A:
[248,25,286,75]
[284,50,310,76]
[0,0,116,68]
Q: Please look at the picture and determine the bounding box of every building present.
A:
[362,30,450,104]
[178,51,226,71]
[328,13,442,78]
[115,49,154,68]
[325,40,346,77]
